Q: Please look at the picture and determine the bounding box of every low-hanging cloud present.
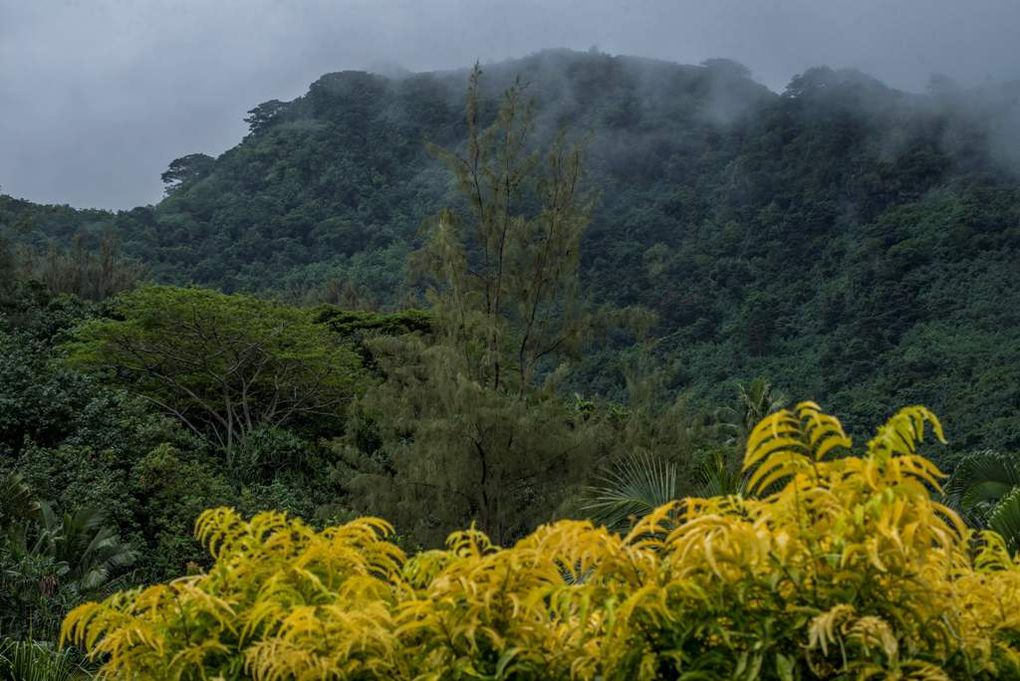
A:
[1,0,1019,209]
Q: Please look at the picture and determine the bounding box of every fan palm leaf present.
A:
[989,487,1020,554]
[945,449,1020,526]
[582,451,679,531]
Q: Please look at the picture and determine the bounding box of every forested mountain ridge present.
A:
[1,50,776,294]
[3,48,1019,449]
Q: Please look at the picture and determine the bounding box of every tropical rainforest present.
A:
[1,49,1020,678]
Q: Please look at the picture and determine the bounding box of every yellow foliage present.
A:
[63,405,1020,679]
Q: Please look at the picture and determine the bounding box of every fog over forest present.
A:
[2,0,1020,209]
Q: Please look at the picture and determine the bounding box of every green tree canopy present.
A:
[160,153,215,194]
[66,286,364,455]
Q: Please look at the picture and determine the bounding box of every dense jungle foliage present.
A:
[1,49,1019,677]
[62,405,1020,680]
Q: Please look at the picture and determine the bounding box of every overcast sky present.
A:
[2,0,1019,210]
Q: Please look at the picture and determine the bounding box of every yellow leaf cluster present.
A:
[63,405,1020,679]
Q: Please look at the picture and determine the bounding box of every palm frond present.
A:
[945,449,1020,525]
[695,449,746,498]
[582,451,679,531]
[989,487,1020,554]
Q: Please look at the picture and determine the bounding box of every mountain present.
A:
[2,49,1019,450]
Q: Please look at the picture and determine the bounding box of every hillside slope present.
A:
[3,49,1019,449]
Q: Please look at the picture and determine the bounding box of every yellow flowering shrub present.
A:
[63,404,1020,679]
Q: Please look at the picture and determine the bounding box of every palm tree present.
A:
[695,448,747,498]
[945,449,1020,550]
[1,498,136,640]
[32,504,138,598]
[714,377,788,445]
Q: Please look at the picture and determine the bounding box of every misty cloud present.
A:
[2,0,1019,209]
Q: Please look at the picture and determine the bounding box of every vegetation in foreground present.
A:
[64,404,1020,680]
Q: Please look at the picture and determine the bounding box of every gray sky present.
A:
[2,0,1019,210]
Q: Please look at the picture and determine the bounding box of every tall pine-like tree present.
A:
[342,67,603,546]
